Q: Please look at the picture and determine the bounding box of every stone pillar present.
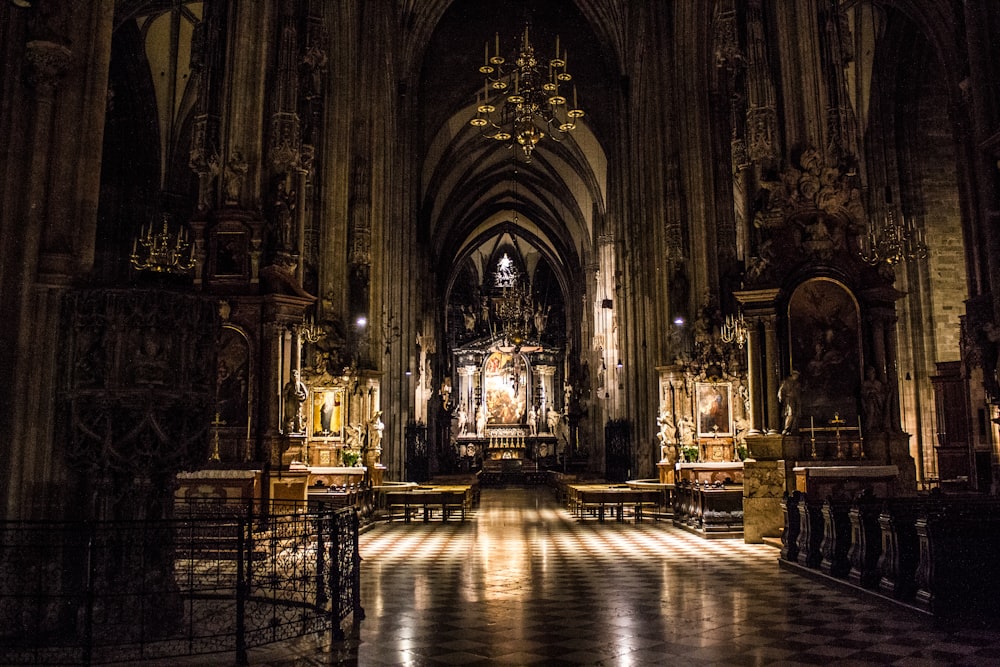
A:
[762,315,781,433]
[535,365,556,432]
[744,319,764,433]
[742,455,786,543]
[736,290,781,435]
[457,365,476,416]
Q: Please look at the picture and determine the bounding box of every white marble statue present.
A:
[476,405,487,438]
[656,407,676,462]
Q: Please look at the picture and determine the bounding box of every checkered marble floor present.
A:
[249,486,1000,665]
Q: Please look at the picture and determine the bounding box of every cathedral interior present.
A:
[2,0,1000,662]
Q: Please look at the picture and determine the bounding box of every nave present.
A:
[240,487,1000,666]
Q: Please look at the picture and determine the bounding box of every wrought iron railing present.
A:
[0,504,363,665]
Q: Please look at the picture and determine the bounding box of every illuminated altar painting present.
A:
[483,351,527,424]
[311,387,344,439]
[788,278,861,425]
[696,382,732,437]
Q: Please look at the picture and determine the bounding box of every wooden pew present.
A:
[795,493,824,569]
[914,505,1000,616]
[567,484,660,522]
[820,498,853,577]
[847,493,883,588]
[780,491,802,563]
[383,485,472,522]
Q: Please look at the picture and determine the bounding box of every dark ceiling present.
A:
[418,0,615,155]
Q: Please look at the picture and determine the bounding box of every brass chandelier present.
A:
[858,187,928,266]
[130,213,195,274]
[470,25,584,162]
[493,252,534,350]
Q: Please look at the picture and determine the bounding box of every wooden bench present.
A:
[567,484,660,522]
[384,486,472,522]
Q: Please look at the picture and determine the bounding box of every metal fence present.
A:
[0,504,363,665]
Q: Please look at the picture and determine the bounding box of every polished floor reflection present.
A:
[333,487,1000,666]
[175,485,1000,666]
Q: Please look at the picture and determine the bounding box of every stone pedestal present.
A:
[657,461,675,484]
[175,469,261,510]
[269,466,310,510]
[742,433,788,543]
[742,460,786,543]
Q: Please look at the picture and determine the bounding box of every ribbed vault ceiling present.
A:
[417,0,614,304]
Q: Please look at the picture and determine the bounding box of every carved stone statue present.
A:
[527,405,537,436]
[282,368,308,433]
[777,370,801,435]
[439,377,452,411]
[861,366,886,436]
[476,404,487,437]
[223,151,248,205]
[368,410,384,453]
[533,304,550,336]
[657,408,676,462]
[273,179,296,251]
[677,414,695,446]
[457,405,468,435]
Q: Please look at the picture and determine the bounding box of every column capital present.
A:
[25,40,73,91]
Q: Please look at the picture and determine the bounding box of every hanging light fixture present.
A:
[720,312,748,349]
[130,213,195,274]
[470,24,584,162]
[494,253,534,350]
[857,6,927,267]
[859,186,928,265]
[490,160,536,350]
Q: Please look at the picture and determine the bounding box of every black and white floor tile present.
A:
[195,486,1000,665]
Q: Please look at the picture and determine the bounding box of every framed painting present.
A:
[212,230,248,278]
[311,387,345,440]
[787,278,861,426]
[696,382,732,437]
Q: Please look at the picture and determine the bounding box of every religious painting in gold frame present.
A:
[696,382,732,437]
[311,387,345,440]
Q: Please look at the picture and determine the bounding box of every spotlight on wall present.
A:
[405,368,412,376]
[673,317,685,326]
[616,359,623,369]
[356,316,367,328]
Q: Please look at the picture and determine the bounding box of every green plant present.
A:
[682,445,699,463]
[342,450,360,467]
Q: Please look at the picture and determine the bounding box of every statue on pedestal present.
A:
[368,410,384,454]
[282,368,308,433]
[476,404,487,438]
[439,377,452,411]
[861,366,886,436]
[457,405,468,436]
[527,405,537,436]
[657,407,676,463]
[778,370,801,435]
[677,414,695,446]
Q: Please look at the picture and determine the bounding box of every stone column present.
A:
[744,318,763,433]
[457,365,476,416]
[736,289,781,435]
[535,365,556,432]
[762,314,781,433]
